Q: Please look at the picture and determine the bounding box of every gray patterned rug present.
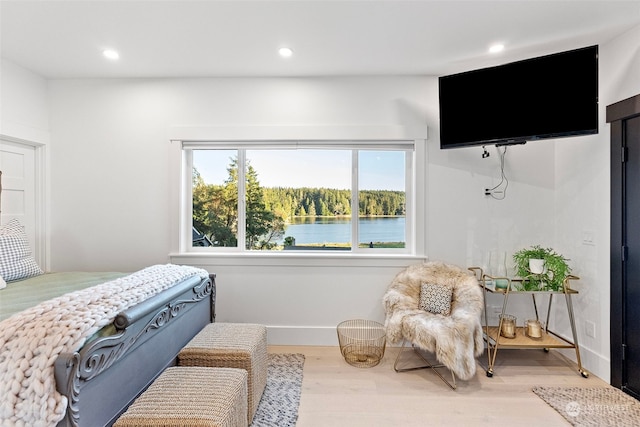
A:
[251,353,305,427]
[533,386,640,426]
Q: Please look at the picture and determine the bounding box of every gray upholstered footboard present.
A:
[54,273,216,427]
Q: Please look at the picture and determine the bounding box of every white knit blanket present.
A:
[0,264,208,427]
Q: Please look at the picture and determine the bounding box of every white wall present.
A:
[0,58,50,142]
[47,75,555,346]
[47,75,558,269]
[48,77,434,270]
[0,58,50,269]
[554,24,640,382]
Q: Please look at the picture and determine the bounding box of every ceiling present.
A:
[1,0,640,79]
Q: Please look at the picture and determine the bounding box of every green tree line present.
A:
[262,187,405,221]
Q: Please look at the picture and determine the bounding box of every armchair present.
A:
[383,261,484,389]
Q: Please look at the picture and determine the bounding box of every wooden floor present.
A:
[268,345,609,426]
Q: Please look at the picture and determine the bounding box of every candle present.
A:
[527,320,543,339]
[502,322,515,337]
[500,315,517,338]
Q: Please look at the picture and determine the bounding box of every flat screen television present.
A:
[439,45,598,149]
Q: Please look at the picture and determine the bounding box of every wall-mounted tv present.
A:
[439,45,598,149]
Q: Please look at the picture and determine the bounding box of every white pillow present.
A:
[0,219,43,282]
[0,274,6,289]
[419,282,453,316]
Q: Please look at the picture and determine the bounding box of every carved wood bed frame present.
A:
[54,272,216,426]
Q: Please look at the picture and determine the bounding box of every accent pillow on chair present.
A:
[419,282,453,316]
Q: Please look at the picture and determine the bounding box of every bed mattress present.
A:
[0,271,126,321]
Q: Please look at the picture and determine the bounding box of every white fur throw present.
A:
[0,264,208,427]
[383,261,484,380]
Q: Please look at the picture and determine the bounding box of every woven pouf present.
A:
[114,366,248,427]
[178,323,268,424]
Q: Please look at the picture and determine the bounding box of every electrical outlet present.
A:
[585,320,596,338]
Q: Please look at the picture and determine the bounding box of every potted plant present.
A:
[512,245,571,291]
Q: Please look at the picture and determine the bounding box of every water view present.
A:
[278,216,405,245]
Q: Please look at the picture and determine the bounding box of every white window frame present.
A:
[169,125,427,266]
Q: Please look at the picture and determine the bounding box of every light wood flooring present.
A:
[268,345,609,426]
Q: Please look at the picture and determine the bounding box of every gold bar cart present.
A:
[469,267,589,379]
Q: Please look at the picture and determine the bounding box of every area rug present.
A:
[532,386,640,427]
[251,353,305,427]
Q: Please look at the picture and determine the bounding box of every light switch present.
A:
[582,230,595,246]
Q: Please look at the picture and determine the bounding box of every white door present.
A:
[0,139,38,263]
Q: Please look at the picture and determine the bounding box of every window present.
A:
[181,139,418,255]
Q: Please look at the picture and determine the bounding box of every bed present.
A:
[55,268,215,427]
[0,266,216,427]
[0,175,216,427]
[1,266,216,427]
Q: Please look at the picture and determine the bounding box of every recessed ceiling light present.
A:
[489,44,505,54]
[103,49,120,60]
[278,47,293,58]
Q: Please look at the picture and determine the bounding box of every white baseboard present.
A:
[266,326,340,346]
[557,344,610,383]
[264,325,401,347]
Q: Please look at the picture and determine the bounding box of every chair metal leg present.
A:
[393,340,457,390]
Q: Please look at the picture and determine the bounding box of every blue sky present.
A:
[193,149,405,191]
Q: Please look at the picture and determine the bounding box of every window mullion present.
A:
[238,149,247,251]
[351,149,359,251]
[184,148,194,252]
[405,150,413,252]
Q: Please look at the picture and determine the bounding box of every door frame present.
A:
[608,94,640,393]
[0,134,48,270]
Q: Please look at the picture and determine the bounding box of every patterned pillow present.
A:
[419,282,453,316]
[0,219,43,282]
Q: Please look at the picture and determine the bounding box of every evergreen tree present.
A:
[244,161,285,249]
[192,165,238,247]
[192,158,285,250]
[318,199,330,216]
[307,200,317,216]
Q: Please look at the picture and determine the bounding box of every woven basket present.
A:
[179,323,267,424]
[114,366,248,427]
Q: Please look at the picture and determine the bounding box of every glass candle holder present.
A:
[525,319,544,339]
[499,314,517,339]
